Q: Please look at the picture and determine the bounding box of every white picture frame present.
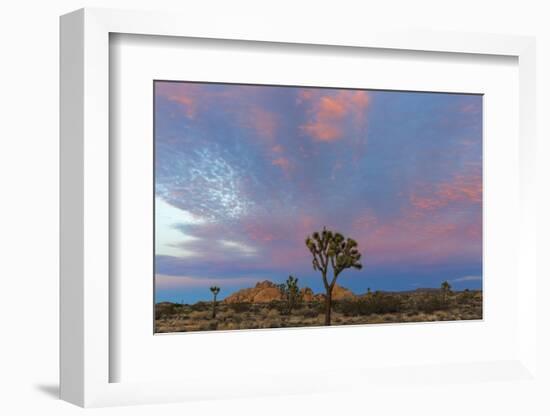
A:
[60,7,538,408]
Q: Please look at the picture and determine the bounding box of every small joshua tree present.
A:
[210,286,220,319]
[278,275,302,315]
[441,281,452,303]
[305,227,362,325]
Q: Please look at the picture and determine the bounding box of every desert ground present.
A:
[155,280,482,333]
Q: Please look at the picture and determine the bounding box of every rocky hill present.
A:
[223,280,282,303]
[222,280,356,303]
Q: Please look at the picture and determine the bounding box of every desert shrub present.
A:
[268,320,282,328]
[435,311,449,319]
[266,300,283,314]
[231,314,243,324]
[457,290,476,304]
[189,310,210,320]
[369,294,402,314]
[368,315,386,324]
[417,294,449,313]
[250,304,263,314]
[243,321,259,330]
[302,308,319,318]
[190,301,211,312]
[155,303,182,320]
[309,301,325,314]
[334,299,368,316]
[266,308,280,319]
[292,307,307,315]
[198,321,218,331]
[334,294,402,316]
[229,302,252,313]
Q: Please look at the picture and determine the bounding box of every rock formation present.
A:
[300,287,314,302]
[331,284,357,300]
[223,280,283,304]
[222,280,356,303]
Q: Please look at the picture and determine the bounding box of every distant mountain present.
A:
[156,283,479,305]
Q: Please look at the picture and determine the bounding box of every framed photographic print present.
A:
[153,81,483,334]
[60,7,539,409]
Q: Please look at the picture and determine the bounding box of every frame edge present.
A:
[59,6,539,407]
[59,8,85,407]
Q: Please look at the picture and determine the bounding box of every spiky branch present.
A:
[305,227,362,325]
[278,275,302,315]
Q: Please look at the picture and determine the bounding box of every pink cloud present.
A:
[156,82,199,119]
[350,91,370,108]
[299,215,315,232]
[270,245,311,268]
[296,89,314,104]
[246,108,278,140]
[353,211,378,230]
[348,167,481,267]
[301,122,342,142]
[236,106,295,175]
[317,96,347,119]
[356,215,478,266]
[298,89,370,142]
[244,222,277,243]
[168,95,196,118]
[271,157,291,174]
[410,171,482,212]
[156,82,274,124]
[158,83,291,176]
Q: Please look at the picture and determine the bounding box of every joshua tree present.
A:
[441,281,452,303]
[278,275,302,315]
[305,227,362,325]
[210,286,220,319]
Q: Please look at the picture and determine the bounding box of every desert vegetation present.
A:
[305,227,362,325]
[209,286,220,319]
[155,281,482,333]
[277,275,301,315]
[155,228,482,333]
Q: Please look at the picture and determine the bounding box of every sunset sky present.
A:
[154,81,482,303]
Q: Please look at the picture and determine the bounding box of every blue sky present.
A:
[154,81,482,303]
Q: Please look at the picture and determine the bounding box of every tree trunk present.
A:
[212,295,217,319]
[324,290,332,326]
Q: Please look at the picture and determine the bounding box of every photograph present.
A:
[0,0,542,412]
[154,81,483,333]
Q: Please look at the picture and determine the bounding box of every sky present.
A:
[154,81,482,303]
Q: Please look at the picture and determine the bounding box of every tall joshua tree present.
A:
[210,286,220,319]
[305,227,362,325]
[278,275,302,315]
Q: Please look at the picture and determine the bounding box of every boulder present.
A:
[331,284,356,300]
[223,280,283,303]
[300,287,314,302]
[222,281,356,304]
